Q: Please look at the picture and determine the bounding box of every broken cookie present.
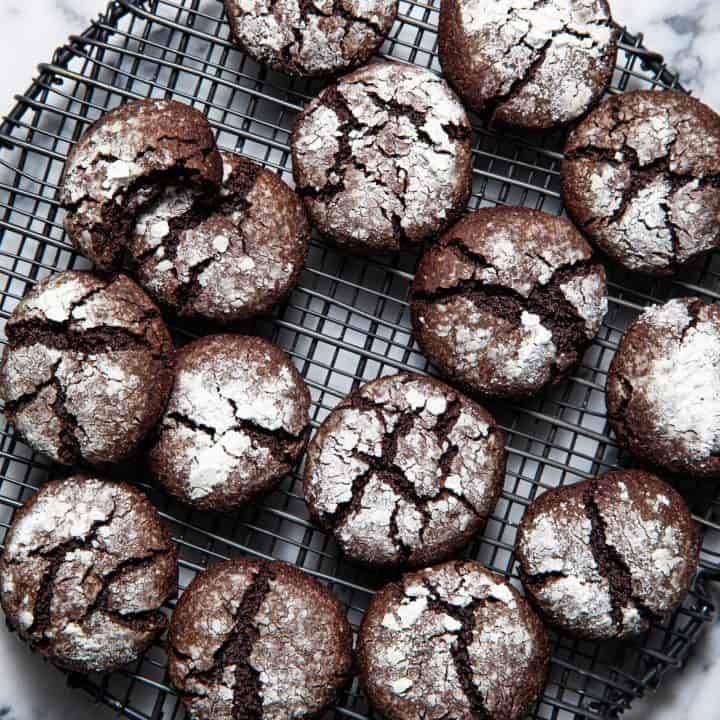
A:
[516,470,699,640]
[358,560,549,720]
[168,558,353,720]
[62,99,222,270]
[129,152,310,323]
[606,297,720,478]
[149,334,311,512]
[0,271,175,466]
[562,90,720,275]
[303,373,505,568]
[0,475,177,673]
[438,0,618,130]
[291,61,473,254]
[410,207,608,400]
[224,0,398,77]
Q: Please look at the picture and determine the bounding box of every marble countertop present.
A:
[0,1,719,720]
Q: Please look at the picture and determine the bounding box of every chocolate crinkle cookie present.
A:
[224,0,398,77]
[607,297,720,478]
[411,208,608,400]
[0,271,174,466]
[358,560,549,720]
[516,470,699,640]
[438,0,618,131]
[149,334,311,512]
[562,91,720,275]
[0,476,177,673]
[304,373,505,568]
[129,152,309,323]
[168,558,353,720]
[62,99,222,270]
[291,61,473,254]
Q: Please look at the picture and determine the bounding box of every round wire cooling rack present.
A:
[0,1,719,719]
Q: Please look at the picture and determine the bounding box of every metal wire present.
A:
[0,1,717,719]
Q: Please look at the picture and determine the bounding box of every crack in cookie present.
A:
[581,486,647,627]
[291,61,472,254]
[303,373,505,568]
[0,271,175,466]
[0,476,177,673]
[516,470,699,639]
[410,207,608,401]
[562,91,720,275]
[421,581,493,720]
[174,563,274,718]
[7,317,167,357]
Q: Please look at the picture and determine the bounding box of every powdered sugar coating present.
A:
[291,61,472,254]
[607,298,720,477]
[0,476,177,672]
[416,301,559,398]
[563,91,720,275]
[224,0,397,77]
[250,570,348,718]
[0,271,174,466]
[439,0,617,130]
[559,271,609,333]
[168,559,352,720]
[517,471,699,639]
[304,373,504,567]
[358,560,549,720]
[61,99,222,269]
[150,334,310,511]
[411,208,607,400]
[130,152,309,323]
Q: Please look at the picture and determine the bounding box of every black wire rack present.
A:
[0,1,719,719]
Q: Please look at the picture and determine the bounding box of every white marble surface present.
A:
[0,1,719,720]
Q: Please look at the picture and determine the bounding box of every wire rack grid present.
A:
[0,1,719,719]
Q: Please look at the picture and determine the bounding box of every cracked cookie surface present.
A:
[149,334,311,512]
[438,0,618,130]
[291,61,473,254]
[62,99,222,270]
[358,560,549,720]
[0,271,175,466]
[516,470,698,640]
[0,475,177,672]
[168,558,353,720]
[562,91,720,275]
[129,152,309,323]
[303,373,505,568]
[410,207,608,400]
[606,298,720,477]
[224,0,397,77]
